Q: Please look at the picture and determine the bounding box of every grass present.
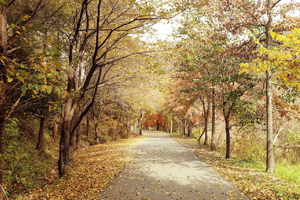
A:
[171,134,300,200]
[276,163,300,185]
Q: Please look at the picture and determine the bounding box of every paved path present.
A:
[100,131,249,200]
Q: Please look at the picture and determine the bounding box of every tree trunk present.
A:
[165,115,168,132]
[36,116,45,151]
[211,88,216,151]
[197,130,205,142]
[86,117,89,136]
[266,72,275,172]
[183,119,186,135]
[203,116,208,145]
[58,98,76,178]
[0,3,7,192]
[225,119,230,159]
[156,119,159,131]
[138,111,142,135]
[126,117,131,139]
[265,0,275,173]
[187,120,193,137]
[204,99,210,145]
[170,113,173,134]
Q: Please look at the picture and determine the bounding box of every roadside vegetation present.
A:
[170,131,300,200]
[1,0,300,199]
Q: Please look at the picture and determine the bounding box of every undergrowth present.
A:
[5,118,55,198]
[18,136,145,199]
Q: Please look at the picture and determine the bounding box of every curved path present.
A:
[100,131,249,200]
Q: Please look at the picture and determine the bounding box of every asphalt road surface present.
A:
[100,131,249,200]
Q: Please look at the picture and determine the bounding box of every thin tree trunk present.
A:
[0,4,7,192]
[183,119,186,135]
[204,116,208,145]
[138,111,142,135]
[265,0,275,173]
[197,130,205,142]
[126,117,131,139]
[86,117,89,137]
[36,116,45,151]
[266,72,275,172]
[170,113,173,134]
[225,119,230,159]
[156,119,159,131]
[211,88,216,151]
[165,115,168,132]
[204,98,210,145]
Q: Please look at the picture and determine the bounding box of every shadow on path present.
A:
[99,131,249,200]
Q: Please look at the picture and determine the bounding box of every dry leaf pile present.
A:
[19,137,144,200]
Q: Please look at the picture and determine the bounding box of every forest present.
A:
[0,0,300,199]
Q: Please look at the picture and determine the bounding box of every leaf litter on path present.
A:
[19,136,145,200]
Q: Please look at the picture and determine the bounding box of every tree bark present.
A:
[170,113,173,134]
[204,98,210,145]
[0,3,7,192]
[36,116,45,151]
[156,119,159,131]
[58,98,76,178]
[211,88,216,151]
[183,119,186,135]
[266,72,275,172]
[126,116,131,139]
[86,117,90,137]
[265,0,275,173]
[225,118,230,159]
[138,110,142,135]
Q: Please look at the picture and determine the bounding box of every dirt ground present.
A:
[99,131,249,200]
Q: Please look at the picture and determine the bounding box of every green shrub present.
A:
[4,118,53,197]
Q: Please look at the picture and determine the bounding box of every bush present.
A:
[4,118,53,198]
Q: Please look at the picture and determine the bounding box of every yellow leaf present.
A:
[41,85,47,92]
[7,77,13,82]
[16,31,21,35]
[23,37,28,43]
